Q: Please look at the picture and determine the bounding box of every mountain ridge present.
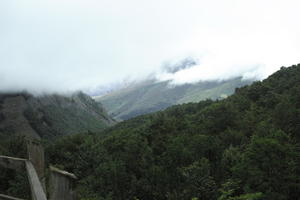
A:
[45,64,300,200]
[0,91,114,140]
[95,77,253,120]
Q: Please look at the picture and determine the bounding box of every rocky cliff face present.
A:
[0,92,114,139]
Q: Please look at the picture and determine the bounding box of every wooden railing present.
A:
[0,194,25,200]
[25,161,47,200]
[0,156,46,200]
[0,140,77,200]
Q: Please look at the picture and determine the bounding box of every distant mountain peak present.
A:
[163,57,198,74]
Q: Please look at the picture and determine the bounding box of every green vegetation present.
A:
[45,64,300,199]
[95,77,252,120]
[24,92,115,139]
[0,92,114,199]
[0,92,114,139]
[1,65,299,199]
[0,135,30,199]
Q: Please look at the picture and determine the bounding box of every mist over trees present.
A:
[45,64,300,200]
[1,64,299,200]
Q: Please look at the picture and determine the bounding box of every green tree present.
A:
[234,132,298,200]
[181,158,217,200]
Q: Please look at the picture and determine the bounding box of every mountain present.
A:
[47,64,300,200]
[0,91,114,140]
[95,77,253,120]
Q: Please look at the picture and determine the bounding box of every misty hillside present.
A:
[0,92,114,139]
[95,77,253,120]
[45,64,300,200]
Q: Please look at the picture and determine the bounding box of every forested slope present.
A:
[47,64,300,200]
[0,92,115,198]
[2,64,300,200]
[0,92,114,140]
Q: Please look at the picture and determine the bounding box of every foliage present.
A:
[24,92,112,139]
[46,64,300,199]
[2,64,300,199]
[0,135,30,199]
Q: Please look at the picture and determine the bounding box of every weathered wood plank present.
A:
[26,139,46,192]
[49,166,77,200]
[25,161,47,200]
[49,166,77,179]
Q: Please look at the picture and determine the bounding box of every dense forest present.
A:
[1,64,300,199]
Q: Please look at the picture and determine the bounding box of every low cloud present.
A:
[157,63,264,85]
[1,0,300,94]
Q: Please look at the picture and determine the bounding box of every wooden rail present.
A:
[1,139,76,200]
[0,156,47,200]
[0,194,25,200]
[0,156,26,171]
[25,161,47,200]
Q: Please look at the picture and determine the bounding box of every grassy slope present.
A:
[96,77,252,120]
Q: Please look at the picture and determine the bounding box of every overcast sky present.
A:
[1,0,300,94]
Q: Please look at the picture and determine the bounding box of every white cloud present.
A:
[0,0,300,93]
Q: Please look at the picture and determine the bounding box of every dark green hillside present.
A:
[0,92,115,198]
[0,92,114,140]
[47,64,300,200]
[95,77,252,120]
